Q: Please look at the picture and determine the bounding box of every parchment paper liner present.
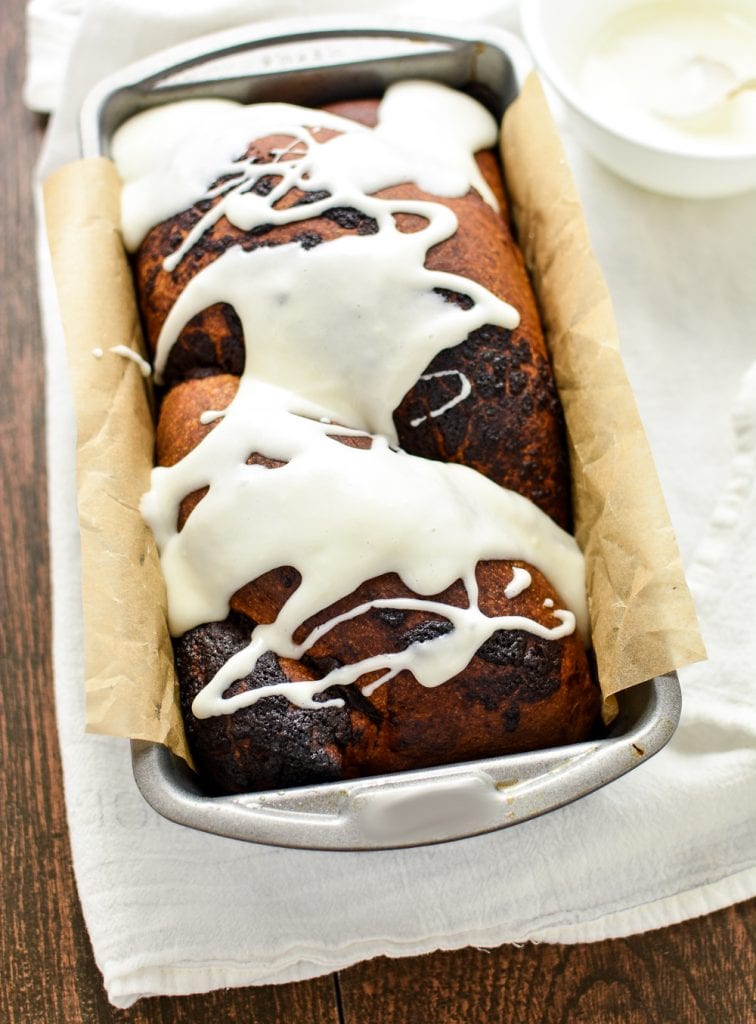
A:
[43,72,706,766]
[44,157,189,760]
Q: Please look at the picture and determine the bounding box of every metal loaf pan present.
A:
[79,15,682,850]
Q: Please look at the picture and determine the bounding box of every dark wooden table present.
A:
[2,1,754,1021]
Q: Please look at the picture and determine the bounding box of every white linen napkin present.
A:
[31,0,756,1009]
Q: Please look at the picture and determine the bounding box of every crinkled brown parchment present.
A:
[502,74,706,692]
[44,158,190,761]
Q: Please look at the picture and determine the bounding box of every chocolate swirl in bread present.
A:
[114,81,599,793]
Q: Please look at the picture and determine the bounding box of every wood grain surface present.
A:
[339,902,756,1024]
[1,0,753,1021]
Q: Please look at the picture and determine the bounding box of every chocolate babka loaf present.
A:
[113,80,600,794]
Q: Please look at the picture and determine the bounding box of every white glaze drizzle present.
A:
[114,82,500,255]
[110,344,152,377]
[113,82,589,720]
[199,409,226,425]
[152,229,517,440]
[504,566,532,600]
[409,370,472,428]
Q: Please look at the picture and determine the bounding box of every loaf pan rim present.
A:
[131,673,681,850]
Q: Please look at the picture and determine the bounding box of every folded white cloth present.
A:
[31,0,756,1009]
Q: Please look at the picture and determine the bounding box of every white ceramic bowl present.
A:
[520,0,756,198]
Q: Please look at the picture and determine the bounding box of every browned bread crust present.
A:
[157,374,598,794]
[138,95,599,794]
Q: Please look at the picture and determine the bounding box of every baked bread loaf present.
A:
[114,81,600,793]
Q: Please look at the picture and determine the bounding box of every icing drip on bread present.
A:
[115,81,500,254]
[113,81,588,720]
